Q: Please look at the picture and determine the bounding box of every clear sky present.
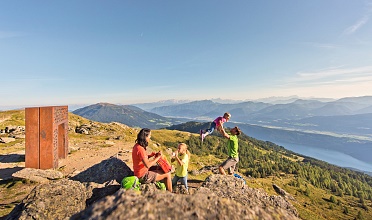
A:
[1,1,372,109]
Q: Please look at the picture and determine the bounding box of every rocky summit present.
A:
[6,157,299,220]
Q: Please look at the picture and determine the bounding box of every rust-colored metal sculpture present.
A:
[25,106,68,169]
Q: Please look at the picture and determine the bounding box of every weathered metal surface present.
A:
[25,107,40,169]
[25,106,68,170]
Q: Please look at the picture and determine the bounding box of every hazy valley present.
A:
[1,107,372,220]
[72,96,372,174]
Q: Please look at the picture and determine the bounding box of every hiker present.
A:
[219,126,241,175]
[132,128,172,192]
[200,112,231,141]
[171,143,190,192]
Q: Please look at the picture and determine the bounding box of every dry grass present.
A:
[0,180,38,217]
[247,175,372,220]
[1,110,371,220]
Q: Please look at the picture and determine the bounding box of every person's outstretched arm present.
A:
[221,128,230,139]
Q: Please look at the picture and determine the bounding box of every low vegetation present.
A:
[164,122,372,220]
[0,110,371,220]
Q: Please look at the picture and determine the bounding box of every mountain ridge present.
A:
[72,103,188,129]
[1,109,372,219]
[71,100,372,172]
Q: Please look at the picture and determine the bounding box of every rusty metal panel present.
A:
[25,107,40,169]
[64,122,69,158]
[55,106,68,159]
[25,105,69,170]
[58,123,67,159]
[39,107,55,169]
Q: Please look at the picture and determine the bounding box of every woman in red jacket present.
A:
[132,128,172,192]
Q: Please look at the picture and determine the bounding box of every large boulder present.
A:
[70,156,134,205]
[71,174,299,220]
[70,156,133,184]
[201,174,299,217]
[6,179,87,220]
[12,168,64,183]
[5,161,300,219]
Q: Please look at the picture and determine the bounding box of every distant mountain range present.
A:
[147,96,372,118]
[72,103,188,129]
[72,96,372,172]
[165,120,372,172]
[131,96,337,110]
[73,96,372,138]
[142,96,372,137]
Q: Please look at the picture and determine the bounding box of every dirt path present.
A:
[59,141,134,178]
[0,140,135,217]
[0,150,25,181]
[0,138,205,218]
[0,140,134,181]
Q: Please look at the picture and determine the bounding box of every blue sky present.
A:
[1,1,372,109]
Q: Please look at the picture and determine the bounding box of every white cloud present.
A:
[343,2,372,35]
[287,66,372,85]
[343,15,369,35]
[269,66,372,98]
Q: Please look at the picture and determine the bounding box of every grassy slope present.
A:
[0,110,371,220]
[149,130,372,220]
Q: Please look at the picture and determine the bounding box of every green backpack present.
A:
[155,181,166,190]
[121,176,141,191]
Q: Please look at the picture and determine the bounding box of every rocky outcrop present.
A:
[72,176,299,220]
[6,159,299,220]
[70,156,133,184]
[0,126,25,141]
[273,183,296,201]
[70,156,134,206]
[191,165,220,175]
[6,179,87,220]
[201,175,299,217]
[12,168,64,183]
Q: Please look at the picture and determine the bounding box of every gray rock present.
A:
[273,183,296,201]
[201,174,299,217]
[173,184,189,194]
[12,168,64,183]
[70,156,134,205]
[5,161,300,220]
[6,179,87,220]
[70,156,133,184]
[72,185,299,220]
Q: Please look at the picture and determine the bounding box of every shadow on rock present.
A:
[5,179,87,220]
[0,167,23,181]
[4,157,136,220]
[70,156,133,184]
[85,185,122,206]
[70,156,134,206]
[0,154,24,163]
